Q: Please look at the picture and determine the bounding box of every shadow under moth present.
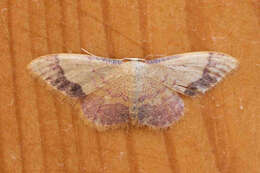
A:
[27,51,238,130]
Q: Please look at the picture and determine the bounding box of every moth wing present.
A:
[80,75,132,130]
[133,75,184,128]
[145,52,238,96]
[28,54,123,98]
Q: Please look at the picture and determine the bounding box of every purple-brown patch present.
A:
[43,56,86,98]
[137,94,184,128]
[81,96,130,127]
[184,54,218,96]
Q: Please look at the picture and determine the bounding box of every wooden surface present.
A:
[0,0,259,172]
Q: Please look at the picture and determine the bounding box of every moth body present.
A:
[28,52,238,130]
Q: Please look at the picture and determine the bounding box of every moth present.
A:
[28,52,238,130]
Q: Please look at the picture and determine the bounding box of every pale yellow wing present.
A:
[133,74,184,128]
[79,62,184,129]
[80,75,132,130]
[27,54,123,98]
[145,52,238,96]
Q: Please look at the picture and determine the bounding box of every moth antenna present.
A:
[144,54,166,59]
[81,48,97,57]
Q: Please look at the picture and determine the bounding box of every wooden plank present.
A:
[0,0,259,172]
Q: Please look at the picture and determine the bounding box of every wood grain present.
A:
[0,0,259,172]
